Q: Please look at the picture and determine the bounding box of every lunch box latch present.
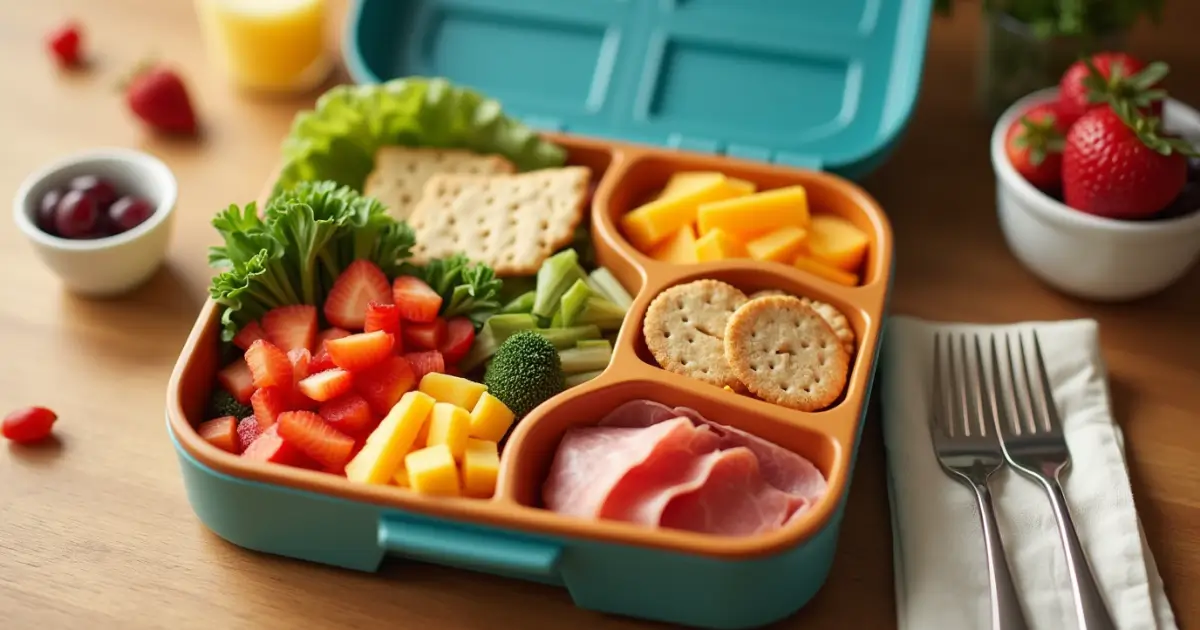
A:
[664,134,824,171]
[378,515,563,582]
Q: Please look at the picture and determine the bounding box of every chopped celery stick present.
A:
[565,370,604,387]
[559,279,592,327]
[576,339,611,351]
[558,345,613,374]
[533,249,587,319]
[586,267,633,311]
[533,325,602,349]
[500,291,536,315]
[575,297,626,331]
[549,311,564,328]
[484,313,538,339]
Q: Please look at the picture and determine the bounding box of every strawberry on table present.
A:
[404,350,446,383]
[1006,102,1069,190]
[354,355,417,415]
[325,330,394,372]
[298,368,354,402]
[197,416,240,453]
[236,416,264,453]
[1058,52,1166,125]
[404,318,447,351]
[276,411,355,470]
[2,406,57,443]
[324,260,391,330]
[263,305,317,353]
[250,386,291,428]
[318,393,375,437]
[124,62,199,135]
[233,321,268,351]
[439,317,475,365]
[245,340,293,389]
[217,358,255,404]
[46,21,83,68]
[392,276,442,323]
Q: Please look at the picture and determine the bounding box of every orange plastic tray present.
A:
[166,132,892,560]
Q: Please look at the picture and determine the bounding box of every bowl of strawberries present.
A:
[991,52,1200,302]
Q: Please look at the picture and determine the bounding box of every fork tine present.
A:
[931,333,946,435]
[971,334,995,439]
[950,333,967,438]
[988,333,1017,439]
[1004,332,1033,436]
[956,333,980,437]
[1029,331,1062,434]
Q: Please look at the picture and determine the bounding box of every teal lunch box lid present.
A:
[342,0,934,177]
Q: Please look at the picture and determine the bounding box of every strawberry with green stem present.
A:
[1005,103,1070,190]
[1058,52,1167,126]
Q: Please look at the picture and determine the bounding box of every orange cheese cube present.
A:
[462,438,500,498]
[726,178,757,195]
[418,372,488,410]
[621,177,745,252]
[656,171,724,201]
[649,225,698,264]
[806,215,870,273]
[405,444,461,497]
[794,255,860,287]
[393,465,410,488]
[469,392,515,442]
[344,390,435,485]
[746,225,808,263]
[697,186,809,240]
[694,228,746,261]
[427,402,470,460]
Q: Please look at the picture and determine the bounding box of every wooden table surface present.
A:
[2,1,1198,628]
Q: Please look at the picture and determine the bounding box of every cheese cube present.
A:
[694,228,747,261]
[697,186,810,240]
[620,177,745,252]
[344,390,435,484]
[746,225,808,263]
[427,402,470,460]
[393,466,410,488]
[418,372,488,410]
[405,444,461,497]
[793,255,860,287]
[415,420,430,450]
[806,215,870,273]
[649,225,698,264]
[726,177,757,195]
[656,171,724,201]
[462,438,500,498]
[469,392,515,442]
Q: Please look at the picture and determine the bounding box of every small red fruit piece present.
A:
[198,416,239,453]
[325,331,395,372]
[1005,103,1070,190]
[125,63,199,135]
[242,424,303,465]
[315,327,352,351]
[250,386,291,428]
[216,358,255,404]
[262,305,317,353]
[355,355,417,415]
[298,368,354,402]
[310,349,336,373]
[439,317,475,365]
[318,393,375,437]
[392,276,443,323]
[236,416,263,452]
[404,318,447,351]
[2,406,57,443]
[324,260,392,330]
[54,189,100,238]
[276,411,355,470]
[287,348,313,381]
[245,340,293,389]
[233,321,268,351]
[1058,52,1165,125]
[404,350,446,383]
[107,196,155,232]
[46,21,83,68]
[364,301,402,338]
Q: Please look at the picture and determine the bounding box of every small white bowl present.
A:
[991,88,1200,302]
[13,148,178,297]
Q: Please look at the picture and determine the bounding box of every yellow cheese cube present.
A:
[794,255,860,287]
[344,391,435,485]
[469,392,515,442]
[620,177,745,252]
[462,438,500,498]
[418,372,488,410]
[746,225,808,263]
[405,444,461,497]
[656,171,724,201]
[806,214,870,273]
[393,466,409,488]
[415,420,429,450]
[694,228,747,261]
[427,402,470,460]
[697,186,810,240]
[726,178,757,195]
[649,225,698,264]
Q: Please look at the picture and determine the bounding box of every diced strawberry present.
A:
[236,416,263,452]
[287,348,319,409]
[439,317,475,365]
[216,358,255,404]
[364,301,402,338]
[242,424,304,465]
[392,276,442,323]
[318,393,375,437]
[232,321,267,351]
[250,386,290,428]
[198,416,239,453]
[354,355,416,415]
[403,318,447,351]
[245,340,293,389]
[315,327,351,352]
[404,350,445,383]
[277,410,355,470]
[324,260,392,330]
[262,305,318,353]
[298,368,353,402]
[310,349,336,373]
[444,365,463,377]
[326,331,394,372]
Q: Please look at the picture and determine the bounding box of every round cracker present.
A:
[799,297,856,356]
[724,296,849,411]
[643,280,747,389]
[749,289,790,300]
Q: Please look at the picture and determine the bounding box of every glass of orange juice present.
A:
[194,0,334,94]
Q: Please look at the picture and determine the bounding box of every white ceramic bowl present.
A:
[991,88,1200,302]
[13,148,178,297]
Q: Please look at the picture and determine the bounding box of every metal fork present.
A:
[931,333,1029,630]
[989,332,1116,630]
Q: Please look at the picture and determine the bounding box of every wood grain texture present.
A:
[1,1,1197,628]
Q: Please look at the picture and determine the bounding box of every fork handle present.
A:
[972,481,1029,630]
[1045,475,1117,630]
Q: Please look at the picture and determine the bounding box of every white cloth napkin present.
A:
[880,316,1176,630]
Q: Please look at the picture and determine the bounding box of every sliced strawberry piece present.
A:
[245,340,293,389]
[354,355,416,415]
[403,318,447,351]
[364,301,402,338]
[287,348,319,409]
[310,349,336,373]
[242,424,304,465]
[298,368,354,402]
[232,321,268,351]
[318,393,375,437]
[250,386,290,428]
[315,327,352,352]
[262,305,318,353]
[439,317,475,365]
[444,365,463,377]
[325,331,394,372]
[392,276,442,323]
[216,358,255,404]
[404,350,445,383]
[198,416,240,453]
[276,410,355,470]
[324,260,391,330]
[236,416,263,452]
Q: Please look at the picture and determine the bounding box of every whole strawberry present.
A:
[124,63,198,135]
[1005,103,1069,190]
[1062,101,1194,220]
[1058,52,1166,126]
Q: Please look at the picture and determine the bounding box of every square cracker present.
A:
[407,166,591,276]
[363,147,516,220]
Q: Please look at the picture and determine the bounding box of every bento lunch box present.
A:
[166,1,929,628]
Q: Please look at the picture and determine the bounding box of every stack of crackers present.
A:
[643,280,855,412]
[364,146,591,277]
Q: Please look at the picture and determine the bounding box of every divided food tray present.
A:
[166,133,893,629]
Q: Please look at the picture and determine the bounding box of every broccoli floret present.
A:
[483,331,565,419]
[206,389,252,420]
